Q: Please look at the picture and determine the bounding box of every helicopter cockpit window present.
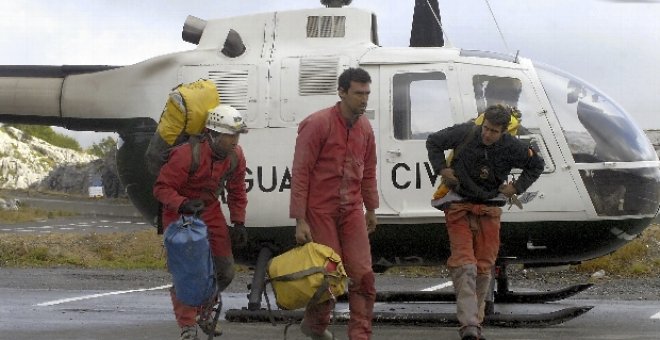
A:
[393,72,451,140]
[536,63,656,163]
[537,63,660,216]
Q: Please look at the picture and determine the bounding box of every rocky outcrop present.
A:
[0,126,124,197]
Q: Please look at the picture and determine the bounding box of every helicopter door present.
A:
[378,65,460,216]
[455,65,588,214]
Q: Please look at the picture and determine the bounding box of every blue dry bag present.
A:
[164,215,216,307]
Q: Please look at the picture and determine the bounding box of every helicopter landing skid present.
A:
[224,305,593,328]
[350,282,593,304]
[495,283,593,303]
[231,249,594,327]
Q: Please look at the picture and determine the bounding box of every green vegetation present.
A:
[575,224,660,278]
[0,206,77,224]
[0,230,166,269]
[3,124,81,151]
[87,136,117,157]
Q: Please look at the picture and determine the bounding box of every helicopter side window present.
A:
[473,76,522,114]
[471,75,543,133]
[393,72,451,140]
[471,74,554,173]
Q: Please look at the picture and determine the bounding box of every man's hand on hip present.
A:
[440,168,459,189]
[499,182,518,198]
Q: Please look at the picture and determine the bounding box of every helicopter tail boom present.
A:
[0,65,121,130]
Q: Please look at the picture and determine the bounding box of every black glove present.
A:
[229,223,248,248]
[178,199,205,215]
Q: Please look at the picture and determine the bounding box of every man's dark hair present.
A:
[483,104,512,131]
[338,67,371,91]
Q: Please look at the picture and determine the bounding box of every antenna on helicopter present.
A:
[484,0,512,54]
[320,0,352,8]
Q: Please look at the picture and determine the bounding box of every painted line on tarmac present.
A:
[35,284,172,307]
[421,281,453,291]
[337,280,453,313]
[651,311,660,319]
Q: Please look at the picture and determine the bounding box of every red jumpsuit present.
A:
[153,139,247,328]
[290,103,378,340]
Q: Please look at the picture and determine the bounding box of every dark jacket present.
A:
[426,122,544,202]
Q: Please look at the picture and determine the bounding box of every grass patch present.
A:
[575,224,660,277]
[0,229,166,269]
[0,206,77,224]
[384,266,445,277]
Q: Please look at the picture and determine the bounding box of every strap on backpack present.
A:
[187,136,238,204]
[189,136,202,176]
[217,152,238,204]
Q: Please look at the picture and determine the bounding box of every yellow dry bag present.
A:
[145,79,219,176]
[267,242,348,310]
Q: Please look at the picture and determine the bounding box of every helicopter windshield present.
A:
[535,63,656,163]
[536,63,660,216]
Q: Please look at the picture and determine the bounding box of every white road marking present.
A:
[336,280,453,313]
[35,284,172,307]
[651,311,660,319]
[421,281,453,292]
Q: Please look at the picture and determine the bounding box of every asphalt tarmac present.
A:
[0,268,659,340]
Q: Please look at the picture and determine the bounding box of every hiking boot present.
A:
[300,319,334,340]
[459,325,487,340]
[180,325,200,340]
[460,325,480,340]
[197,316,222,336]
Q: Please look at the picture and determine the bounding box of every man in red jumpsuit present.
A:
[290,67,379,340]
[154,104,249,340]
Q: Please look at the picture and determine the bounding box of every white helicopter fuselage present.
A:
[1,6,658,267]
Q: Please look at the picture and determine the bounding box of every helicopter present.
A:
[1,0,659,326]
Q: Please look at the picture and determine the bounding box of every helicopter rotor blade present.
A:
[410,0,444,47]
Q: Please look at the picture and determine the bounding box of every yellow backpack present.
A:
[267,242,348,310]
[432,112,521,201]
[145,79,220,176]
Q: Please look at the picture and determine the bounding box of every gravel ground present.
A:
[1,266,658,302]
[505,267,660,301]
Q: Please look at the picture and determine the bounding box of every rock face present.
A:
[0,126,124,197]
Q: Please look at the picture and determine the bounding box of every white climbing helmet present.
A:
[206,104,248,134]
